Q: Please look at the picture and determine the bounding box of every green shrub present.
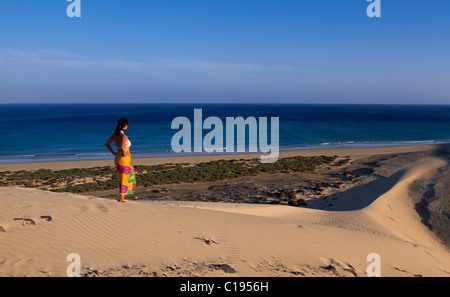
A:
[1,155,338,193]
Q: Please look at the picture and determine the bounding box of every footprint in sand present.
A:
[209,264,236,274]
[13,216,53,226]
[14,218,36,226]
[40,216,53,222]
[320,257,359,277]
[195,237,218,245]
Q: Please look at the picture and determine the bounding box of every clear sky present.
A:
[0,0,449,104]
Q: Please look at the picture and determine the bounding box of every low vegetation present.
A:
[0,155,339,194]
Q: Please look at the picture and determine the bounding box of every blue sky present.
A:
[0,0,449,104]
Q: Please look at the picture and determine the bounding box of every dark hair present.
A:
[114,118,128,136]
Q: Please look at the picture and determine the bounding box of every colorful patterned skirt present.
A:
[114,153,136,196]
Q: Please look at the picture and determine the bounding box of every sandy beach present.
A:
[0,144,449,277]
[0,144,438,172]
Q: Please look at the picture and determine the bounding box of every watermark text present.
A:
[171,109,279,163]
[66,0,81,18]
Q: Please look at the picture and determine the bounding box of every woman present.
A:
[105,118,136,203]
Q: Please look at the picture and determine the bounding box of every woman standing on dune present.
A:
[105,118,136,203]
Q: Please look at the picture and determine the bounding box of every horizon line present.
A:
[1,102,450,106]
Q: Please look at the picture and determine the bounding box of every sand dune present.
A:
[1,147,450,277]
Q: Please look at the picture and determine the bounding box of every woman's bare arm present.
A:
[104,135,116,155]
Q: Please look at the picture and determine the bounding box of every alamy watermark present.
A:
[366,253,381,277]
[66,0,81,18]
[171,109,279,163]
[366,0,381,18]
[66,253,81,277]
[65,252,381,277]
[66,1,380,19]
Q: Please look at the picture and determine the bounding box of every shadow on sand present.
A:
[306,168,407,211]
[306,143,450,212]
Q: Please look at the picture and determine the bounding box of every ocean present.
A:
[1,103,450,164]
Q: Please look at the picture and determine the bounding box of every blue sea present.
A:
[1,103,450,164]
